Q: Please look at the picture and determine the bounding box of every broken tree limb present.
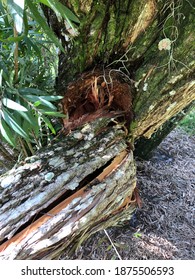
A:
[0,117,137,259]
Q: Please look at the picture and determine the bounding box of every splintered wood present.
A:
[0,150,128,253]
[0,115,137,259]
[61,69,134,132]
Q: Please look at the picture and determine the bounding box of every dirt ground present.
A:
[69,128,195,260]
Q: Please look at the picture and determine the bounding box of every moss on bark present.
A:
[49,0,195,152]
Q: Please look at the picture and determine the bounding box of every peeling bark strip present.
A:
[0,118,137,259]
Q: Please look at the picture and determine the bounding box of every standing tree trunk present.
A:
[49,0,195,153]
[0,0,194,259]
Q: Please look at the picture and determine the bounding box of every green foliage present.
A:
[26,0,64,52]
[133,231,142,238]
[179,109,195,135]
[0,1,79,156]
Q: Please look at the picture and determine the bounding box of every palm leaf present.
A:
[26,0,64,52]
[1,109,29,139]
[2,97,28,111]
[0,117,16,146]
[39,0,80,23]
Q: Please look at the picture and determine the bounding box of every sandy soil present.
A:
[68,128,195,260]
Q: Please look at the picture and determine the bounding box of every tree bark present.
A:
[0,0,195,259]
[49,0,195,148]
[0,118,137,259]
[134,102,195,159]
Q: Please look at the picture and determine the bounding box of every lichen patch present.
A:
[44,172,55,182]
[49,157,65,168]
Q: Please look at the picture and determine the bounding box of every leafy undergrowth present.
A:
[179,109,195,136]
[64,128,195,260]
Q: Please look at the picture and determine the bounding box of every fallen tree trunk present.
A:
[0,117,137,259]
